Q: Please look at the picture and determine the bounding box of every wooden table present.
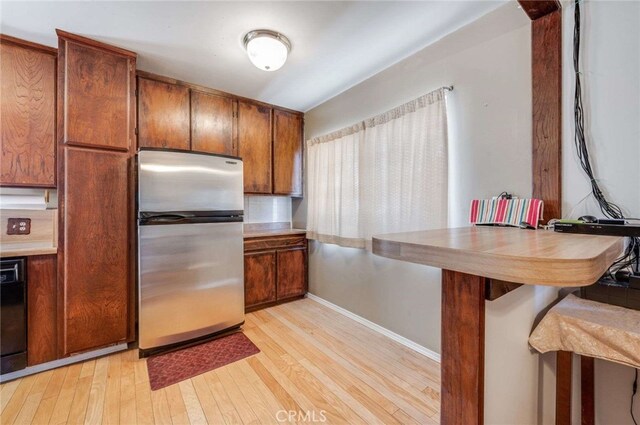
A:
[372,226,624,425]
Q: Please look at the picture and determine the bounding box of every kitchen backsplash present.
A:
[1,190,291,225]
[244,196,291,224]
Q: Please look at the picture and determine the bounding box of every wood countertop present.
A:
[372,226,624,287]
[0,246,57,258]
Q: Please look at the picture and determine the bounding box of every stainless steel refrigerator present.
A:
[137,149,244,355]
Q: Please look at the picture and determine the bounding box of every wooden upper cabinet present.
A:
[273,109,303,196]
[0,35,56,187]
[138,77,190,150]
[191,91,236,156]
[60,33,134,151]
[133,71,305,195]
[238,101,272,193]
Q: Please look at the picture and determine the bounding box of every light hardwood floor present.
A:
[0,298,441,424]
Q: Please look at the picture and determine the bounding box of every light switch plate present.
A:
[7,218,31,235]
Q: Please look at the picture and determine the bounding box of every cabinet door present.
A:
[244,251,276,309]
[273,110,303,196]
[62,148,132,355]
[58,31,135,356]
[63,41,133,151]
[237,102,272,193]
[276,248,307,300]
[27,255,57,366]
[1,37,56,187]
[191,91,236,156]
[138,77,190,150]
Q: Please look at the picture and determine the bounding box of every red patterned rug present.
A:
[146,332,260,390]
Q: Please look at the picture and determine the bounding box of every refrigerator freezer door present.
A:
[138,221,244,350]
[138,149,243,213]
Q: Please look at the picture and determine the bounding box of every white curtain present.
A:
[307,88,448,249]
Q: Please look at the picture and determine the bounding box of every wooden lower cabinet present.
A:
[244,251,277,308]
[27,255,57,366]
[61,148,133,355]
[277,248,307,300]
[244,235,308,312]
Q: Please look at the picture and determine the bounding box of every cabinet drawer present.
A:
[244,235,306,252]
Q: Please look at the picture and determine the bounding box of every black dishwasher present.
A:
[1,258,27,374]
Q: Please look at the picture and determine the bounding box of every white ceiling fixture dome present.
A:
[243,29,291,72]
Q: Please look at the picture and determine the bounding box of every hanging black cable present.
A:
[573,0,639,276]
[632,369,638,425]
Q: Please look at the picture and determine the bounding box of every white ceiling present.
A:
[0,1,506,112]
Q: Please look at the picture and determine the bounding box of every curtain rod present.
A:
[444,85,454,91]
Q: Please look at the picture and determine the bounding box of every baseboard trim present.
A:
[0,343,128,383]
[306,293,441,363]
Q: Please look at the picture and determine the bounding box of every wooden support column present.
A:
[556,350,573,425]
[441,270,486,424]
[581,356,595,425]
[485,278,523,301]
[517,0,563,223]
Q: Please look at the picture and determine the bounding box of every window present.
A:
[307,88,448,249]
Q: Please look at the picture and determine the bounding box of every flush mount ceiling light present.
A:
[243,29,291,72]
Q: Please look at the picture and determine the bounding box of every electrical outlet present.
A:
[7,218,31,235]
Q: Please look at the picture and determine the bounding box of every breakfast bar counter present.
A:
[372,226,624,424]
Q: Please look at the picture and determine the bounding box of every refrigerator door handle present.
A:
[139,215,244,225]
[148,214,188,220]
[142,214,189,224]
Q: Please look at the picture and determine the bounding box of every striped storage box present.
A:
[469,198,544,228]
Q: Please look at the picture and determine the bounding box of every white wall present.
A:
[561,2,640,424]
[296,3,532,228]
[298,0,640,424]
[299,4,554,424]
[297,3,533,356]
[562,1,640,220]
